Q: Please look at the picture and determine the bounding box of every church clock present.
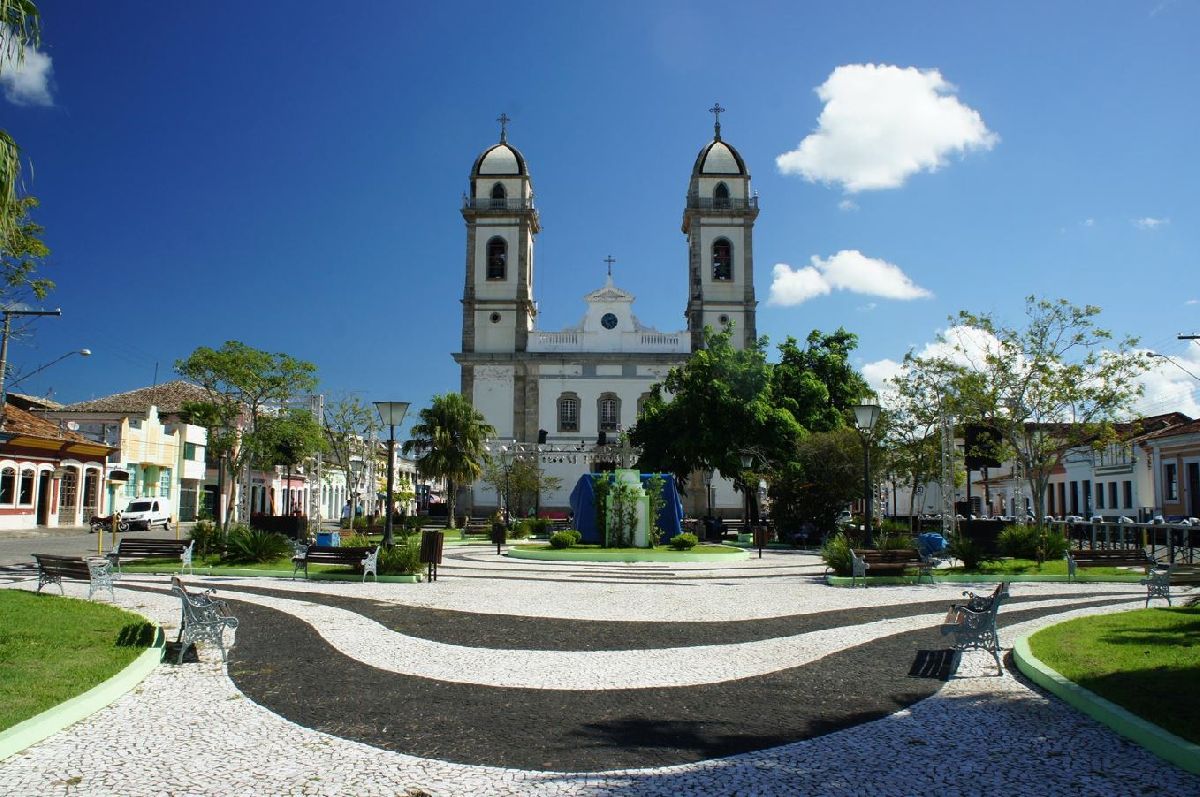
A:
[601,312,618,330]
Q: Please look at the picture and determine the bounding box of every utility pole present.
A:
[0,307,62,416]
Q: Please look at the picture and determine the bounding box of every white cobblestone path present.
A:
[1,549,1197,796]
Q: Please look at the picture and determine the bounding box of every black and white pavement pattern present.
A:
[1,546,1197,796]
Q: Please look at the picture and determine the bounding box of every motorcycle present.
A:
[89,514,130,533]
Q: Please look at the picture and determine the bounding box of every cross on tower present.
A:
[604,255,616,277]
[497,112,511,142]
[709,102,725,140]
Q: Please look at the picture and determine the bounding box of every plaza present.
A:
[2,539,1197,796]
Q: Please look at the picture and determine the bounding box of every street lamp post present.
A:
[852,403,882,548]
[374,401,410,549]
[703,468,714,519]
[500,446,513,525]
[0,307,63,414]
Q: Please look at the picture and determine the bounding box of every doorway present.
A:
[37,471,50,525]
[1187,462,1200,518]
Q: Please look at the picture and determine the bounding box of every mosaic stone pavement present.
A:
[2,546,1197,796]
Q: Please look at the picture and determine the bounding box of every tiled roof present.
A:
[1145,417,1200,441]
[57,380,211,415]
[2,402,94,443]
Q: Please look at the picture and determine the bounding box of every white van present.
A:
[122,498,173,531]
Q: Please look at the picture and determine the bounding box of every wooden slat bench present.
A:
[1141,564,1200,607]
[32,554,115,601]
[106,538,195,575]
[849,549,925,586]
[1066,548,1151,581]
[941,582,1009,675]
[291,544,379,581]
[170,577,238,664]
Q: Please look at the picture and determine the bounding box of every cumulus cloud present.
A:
[768,250,932,306]
[776,63,997,193]
[1135,350,1200,417]
[1133,217,1169,230]
[838,199,858,212]
[0,36,53,106]
[863,325,1008,407]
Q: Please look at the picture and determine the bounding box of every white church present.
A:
[453,109,760,516]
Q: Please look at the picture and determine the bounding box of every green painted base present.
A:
[0,624,165,763]
[121,566,422,583]
[1013,634,1200,774]
[825,572,1147,587]
[507,546,749,563]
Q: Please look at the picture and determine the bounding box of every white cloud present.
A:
[838,199,858,212]
[862,358,903,396]
[776,63,997,193]
[857,302,877,312]
[1135,350,1200,417]
[768,250,932,307]
[1133,217,1169,230]
[1082,218,1096,227]
[863,325,1009,408]
[1186,299,1198,305]
[0,39,54,106]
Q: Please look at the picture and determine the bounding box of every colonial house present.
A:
[0,400,113,530]
[44,381,210,522]
[1144,417,1200,520]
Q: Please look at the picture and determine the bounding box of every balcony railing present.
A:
[686,195,758,211]
[462,196,535,211]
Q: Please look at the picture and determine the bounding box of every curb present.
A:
[0,625,166,763]
[118,567,422,583]
[825,573,1146,587]
[1012,633,1200,775]
[507,546,750,563]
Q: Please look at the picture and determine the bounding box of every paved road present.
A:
[0,525,195,566]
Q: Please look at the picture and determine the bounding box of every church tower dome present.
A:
[682,103,759,351]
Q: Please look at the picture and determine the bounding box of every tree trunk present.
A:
[446,478,457,529]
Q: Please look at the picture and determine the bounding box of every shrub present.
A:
[528,517,552,537]
[339,516,370,530]
[508,520,531,539]
[820,531,854,576]
[189,520,221,558]
[669,532,698,550]
[549,531,575,549]
[877,532,916,552]
[948,535,990,571]
[341,532,372,548]
[565,529,582,545]
[998,524,1069,561]
[378,538,421,575]
[222,525,293,564]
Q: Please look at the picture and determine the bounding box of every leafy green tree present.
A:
[176,341,318,528]
[322,395,378,524]
[943,297,1150,520]
[773,328,872,432]
[0,196,52,304]
[0,0,41,231]
[402,393,495,529]
[253,409,326,514]
[632,326,803,485]
[480,455,563,519]
[770,428,864,539]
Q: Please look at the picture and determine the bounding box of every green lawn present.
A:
[0,590,155,731]
[1029,607,1200,744]
[118,555,362,575]
[513,543,742,556]
[948,559,1138,577]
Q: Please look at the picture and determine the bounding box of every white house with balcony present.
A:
[452,114,761,515]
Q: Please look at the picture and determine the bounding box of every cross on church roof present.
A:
[709,102,725,141]
[604,255,616,277]
[497,112,511,143]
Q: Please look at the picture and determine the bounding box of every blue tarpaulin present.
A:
[917,532,949,557]
[568,473,684,545]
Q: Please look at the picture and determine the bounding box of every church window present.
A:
[712,238,732,281]
[489,182,506,209]
[557,393,579,433]
[598,393,621,432]
[714,182,730,209]
[486,237,507,280]
[637,392,651,418]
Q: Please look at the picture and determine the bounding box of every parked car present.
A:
[121,498,173,531]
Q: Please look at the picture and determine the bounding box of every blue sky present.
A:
[2,0,1197,433]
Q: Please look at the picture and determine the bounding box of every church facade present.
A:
[452,114,760,513]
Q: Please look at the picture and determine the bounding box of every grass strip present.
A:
[1028,607,1200,745]
[0,591,154,731]
[512,543,742,556]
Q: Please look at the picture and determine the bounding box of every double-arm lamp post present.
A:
[374,401,410,549]
[852,403,882,548]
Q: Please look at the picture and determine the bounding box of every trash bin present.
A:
[316,531,341,547]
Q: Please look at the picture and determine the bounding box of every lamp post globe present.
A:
[851,403,882,549]
[374,401,410,548]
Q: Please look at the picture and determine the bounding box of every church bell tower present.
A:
[683,104,759,351]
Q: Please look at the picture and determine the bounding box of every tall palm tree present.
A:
[1,1,42,232]
[402,393,495,529]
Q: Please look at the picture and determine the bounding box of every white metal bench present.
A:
[170,577,238,664]
[940,583,1009,675]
